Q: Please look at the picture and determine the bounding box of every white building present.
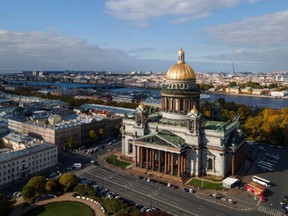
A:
[121,49,246,180]
[0,142,58,186]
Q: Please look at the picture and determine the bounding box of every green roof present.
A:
[157,130,186,148]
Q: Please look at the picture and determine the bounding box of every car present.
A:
[66,166,73,171]
[183,188,189,192]
[140,207,148,212]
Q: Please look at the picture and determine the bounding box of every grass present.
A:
[188,178,223,190]
[23,201,94,216]
[106,154,130,168]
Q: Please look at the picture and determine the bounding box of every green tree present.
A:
[89,129,97,140]
[66,137,75,149]
[99,128,105,138]
[74,184,95,196]
[22,184,36,203]
[59,173,78,192]
[26,176,46,195]
[0,193,16,216]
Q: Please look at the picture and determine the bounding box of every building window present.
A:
[128,143,133,154]
[207,158,213,170]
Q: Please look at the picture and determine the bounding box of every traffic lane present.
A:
[82,167,254,216]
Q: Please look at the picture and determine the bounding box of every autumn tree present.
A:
[45,179,60,195]
[243,108,288,145]
[59,172,78,192]
[89,129,97,140]
[99,128,105,138]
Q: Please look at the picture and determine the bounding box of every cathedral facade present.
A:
[121,49,246,179]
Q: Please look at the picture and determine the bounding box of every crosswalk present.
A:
[258,206,283,216]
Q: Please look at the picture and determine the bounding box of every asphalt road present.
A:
[78,164,270,216]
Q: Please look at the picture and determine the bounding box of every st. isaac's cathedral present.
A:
[121,49,246,180]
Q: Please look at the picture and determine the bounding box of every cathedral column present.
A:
[177,154,181,177]
[146,148,149,169]
[180,154,183,174]
[151,149,155,171]
[149,149,153,169]
[167,152,171,173]
[158,150,161,172]
[135,145,138,166]
[171,153,174,175]
[140,147,143,167]
[164,151,167,173]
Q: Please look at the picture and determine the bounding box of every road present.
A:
[77,163,271,216]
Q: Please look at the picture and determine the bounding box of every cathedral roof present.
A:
[135,130,186,149]
[165,48,196,80]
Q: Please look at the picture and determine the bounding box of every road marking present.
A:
[87,170,199,216]
[258,206,283,216]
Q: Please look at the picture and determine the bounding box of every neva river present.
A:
[13,82,288,109]
[111,88,288,109]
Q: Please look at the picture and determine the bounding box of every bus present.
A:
[246,182,267,202]
[252,176,271,187]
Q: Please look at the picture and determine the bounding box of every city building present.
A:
[8,108,123,148]
[0,133,58,186]
[121,49,246,180]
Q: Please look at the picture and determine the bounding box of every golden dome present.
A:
[165,48,196,80]
[166,63,196,80]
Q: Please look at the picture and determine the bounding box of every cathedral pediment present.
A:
[134,130,186,150]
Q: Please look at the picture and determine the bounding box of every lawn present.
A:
[23,201,94,216]
[187,178,222,190]
[106,154,130,168]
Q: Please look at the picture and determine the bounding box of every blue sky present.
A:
[0,0,287,73]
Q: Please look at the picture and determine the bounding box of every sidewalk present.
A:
[194,188,259,211]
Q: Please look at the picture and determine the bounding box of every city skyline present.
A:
[0,0,287,73]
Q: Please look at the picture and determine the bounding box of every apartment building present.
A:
[0,142,58,186]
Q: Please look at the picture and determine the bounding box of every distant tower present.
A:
[232,62,235,74]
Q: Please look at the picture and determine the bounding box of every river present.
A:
[110,88,288,109]
[12,81,288,109]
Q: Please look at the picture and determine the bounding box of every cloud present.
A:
[105,0,239,25]
[205,10,288,47]
[196,47,288,71]
[0,30,138,71]
[246,0,264,3]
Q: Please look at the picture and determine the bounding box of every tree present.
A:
[74,184,95,196]
[45,179,60,195]
[22,184,36,203]
[66,137,75,149]
[26,176,46,195]
[0,193,16,216]
[99,128,105,138]
[59,172,78,192]
[89,129,97,140]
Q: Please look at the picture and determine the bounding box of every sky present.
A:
[0,0,287,73]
